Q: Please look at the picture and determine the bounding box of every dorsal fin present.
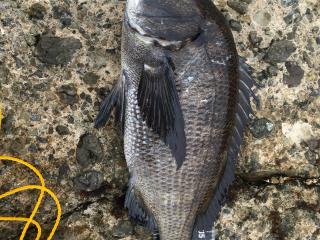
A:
[192,57,259,239]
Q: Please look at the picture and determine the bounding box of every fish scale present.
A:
[123,36,231,239]
[95,1,257,239]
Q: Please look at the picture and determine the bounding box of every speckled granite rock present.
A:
[0,0,319,239]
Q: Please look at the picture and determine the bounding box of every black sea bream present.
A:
[95,0,258,239]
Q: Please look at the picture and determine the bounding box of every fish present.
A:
[95,0,258,239]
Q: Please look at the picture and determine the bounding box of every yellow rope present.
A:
[0,104,62,239]
[0,156,46,239]
[0,185,62,240]
[0,217,42,240]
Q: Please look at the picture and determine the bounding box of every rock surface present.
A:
[36,36,82,65]
[0,0,319,240]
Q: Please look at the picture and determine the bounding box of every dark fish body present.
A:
[95,1,258,239]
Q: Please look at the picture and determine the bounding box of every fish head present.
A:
[126,0,202,41]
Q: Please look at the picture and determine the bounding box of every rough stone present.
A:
[249,118,274,138]
[249,31,263,46]
[28,3,47,20]
[227,0,248,15]
[83,72,100,85]
[229,19,242,32]
[134,225,153,240]
[0,63,9,85]
[305,139,320,152]
[304,150,318,165]
[267,65,279,77]
[35,36,82,65]
[1,110,14,134]
[55,125,70,135]
[112,220,134,238]
[281,0,299,7]
[283,61,304,87]
[253,10,271,26]
[1,17,13,27]
[57,84,79,105]
[73,170,104,192]
[76,133,103,167]
[265,40,296,63]
[58,163,70,180]
[52,5,72,27]
[14,56,24,69]
[283,9,302,25]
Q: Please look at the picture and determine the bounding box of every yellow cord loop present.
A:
[0,217,42,240]
[0,104,62,239]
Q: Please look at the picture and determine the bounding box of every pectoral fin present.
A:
[138,57,186,168]
[94,71,127,130]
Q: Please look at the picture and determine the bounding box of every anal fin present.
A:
[125,178,158,234]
